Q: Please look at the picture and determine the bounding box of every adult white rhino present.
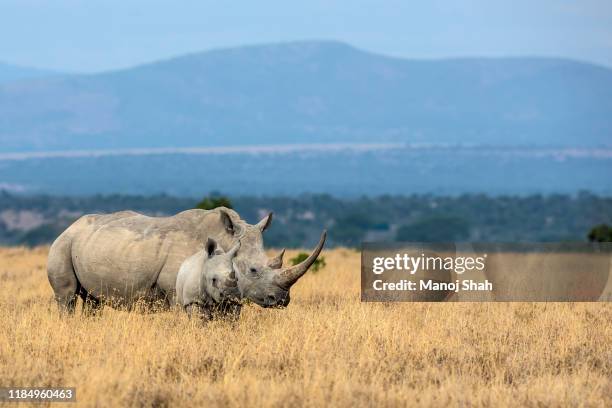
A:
[47,207,326,315]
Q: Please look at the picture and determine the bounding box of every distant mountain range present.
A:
[0,62,59,83]
[1,40,612,152]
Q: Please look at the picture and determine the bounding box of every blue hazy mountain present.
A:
[0,62,59,83]
[1,41,612,152]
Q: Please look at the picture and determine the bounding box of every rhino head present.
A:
[199,238,241,303]
[219,210,326,308]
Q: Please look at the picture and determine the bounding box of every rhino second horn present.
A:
[276,231,327,288]
[267,249,285,269]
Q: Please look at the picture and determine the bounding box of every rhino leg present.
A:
[47,233,80,315]
[79,288,102,316]
[216,302,242,322]
[185,303,213,323]
[131,285,171,313]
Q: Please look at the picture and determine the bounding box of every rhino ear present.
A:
[205,238,217,258]
[219,210,234,234]
[256,212,273,232]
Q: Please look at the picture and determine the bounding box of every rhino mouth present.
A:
[258,294,290,308]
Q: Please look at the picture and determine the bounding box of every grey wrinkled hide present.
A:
[48,208,240,313]
[47,206,327,315]
[176,239,241,321]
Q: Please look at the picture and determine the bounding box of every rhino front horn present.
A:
[276,231,327,288]
[267,249,285,269]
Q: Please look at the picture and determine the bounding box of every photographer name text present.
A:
[372,279,492,292]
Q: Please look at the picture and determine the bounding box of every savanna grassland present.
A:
[0,246,611,407]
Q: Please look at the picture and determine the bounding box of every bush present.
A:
[195,195,232,210]
[588,224,612,242]
[289,252,326,273]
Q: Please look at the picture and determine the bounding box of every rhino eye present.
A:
[249,267,259,275]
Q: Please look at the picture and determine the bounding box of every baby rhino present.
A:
[176,238,240,321]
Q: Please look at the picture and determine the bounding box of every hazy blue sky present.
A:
[1,0,611,72]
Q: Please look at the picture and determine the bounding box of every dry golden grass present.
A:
[0,246,611,407]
